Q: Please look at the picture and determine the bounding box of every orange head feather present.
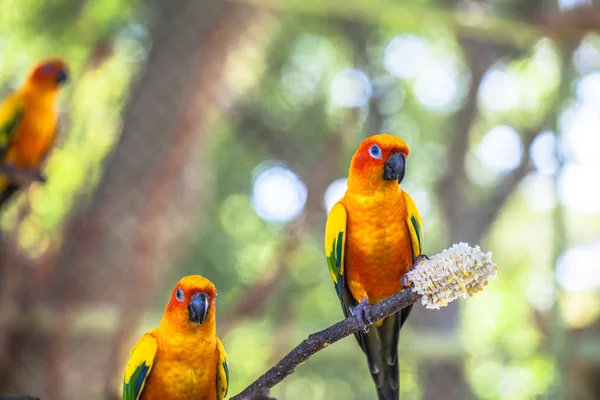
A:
[159,275,218,338]
[23,57,69,94]
[347,133,410,192]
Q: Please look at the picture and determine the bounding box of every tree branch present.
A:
[230,288,421,400]
[0,397,40,400]
[231,243,498,399]
[230,0,600,46]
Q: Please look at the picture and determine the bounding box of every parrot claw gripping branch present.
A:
[0,165,46,186]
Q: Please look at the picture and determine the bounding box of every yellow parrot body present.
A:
[123,276,229,400]
[0,57,69,207]
[0,93,57,167]
[343,186,415,305]
[325,134,423,400]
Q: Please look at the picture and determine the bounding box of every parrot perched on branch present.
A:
[0,57,69,208]
[324,134,426,400]
[123,275,229,400]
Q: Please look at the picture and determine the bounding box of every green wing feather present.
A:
[0,94,25,159]
[326,231,344,301]
[123,333,157,400]
[325,203,354,313]
[404,192,424,260]
[216,337,229,400]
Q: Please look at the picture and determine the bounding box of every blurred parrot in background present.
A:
[0,57,69,208]
[123,275,229,400]
[324,134,426,400]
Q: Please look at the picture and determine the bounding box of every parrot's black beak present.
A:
[188,293,209,325]
[383,152,406,182]
[55,70,69,86]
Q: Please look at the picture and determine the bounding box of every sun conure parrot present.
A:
[0,57,69,208]
[324,134,426,400]
[123,275,229,400]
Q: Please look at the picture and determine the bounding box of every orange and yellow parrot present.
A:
[325,134,426,400]
[123,275,229,400]
[0,57,69,207]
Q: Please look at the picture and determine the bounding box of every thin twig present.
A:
[230,288,421,400]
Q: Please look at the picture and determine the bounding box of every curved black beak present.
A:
[188,293,209,325]
[55,70,69,85]
[383,152,406,182]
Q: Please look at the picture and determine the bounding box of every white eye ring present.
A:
[369,144,382,159]
[175,287,185,302]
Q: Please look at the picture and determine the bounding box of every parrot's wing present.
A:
[0,94,25,160]
[404,191,424,260]
[397,190,424,331]
[216,337,229,400]
[325,202,355,316]
[123,333,157,400]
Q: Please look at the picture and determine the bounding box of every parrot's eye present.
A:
[175,287,185,302]
[369,144,382,159]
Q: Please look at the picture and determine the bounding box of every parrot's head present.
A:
[348,133,410,192]
[161,275,218,336]
[25,57,69,94]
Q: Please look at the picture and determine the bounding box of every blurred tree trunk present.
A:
[37,1,260,398]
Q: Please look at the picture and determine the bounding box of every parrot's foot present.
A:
[31,170,47,184]
[0,165,46,185]
[401,254,430,287]
[350,297,372,333]
[0,164,17,179]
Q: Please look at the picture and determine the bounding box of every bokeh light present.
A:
[407,187,431,217]
[526,271,555,310]
[558,163,600,214]
[413,60,461,112]
[251,163,307,223]
[573,35,600,74]
[479,68,520,112]
[561,292,600,328]
[324,178,347,213]
[530,131,558,176]
[575,72,600,109]
[476,125,523,173]
[556,243,600,291]
[520,173,557,212]
[383,35,430,80]
[558,0,591,11]
[330,69,372,108]
[560,104,600,167]
[282,70,319,106]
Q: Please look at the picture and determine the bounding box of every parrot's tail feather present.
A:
[354,304,413,400]
[0,183,19,210]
